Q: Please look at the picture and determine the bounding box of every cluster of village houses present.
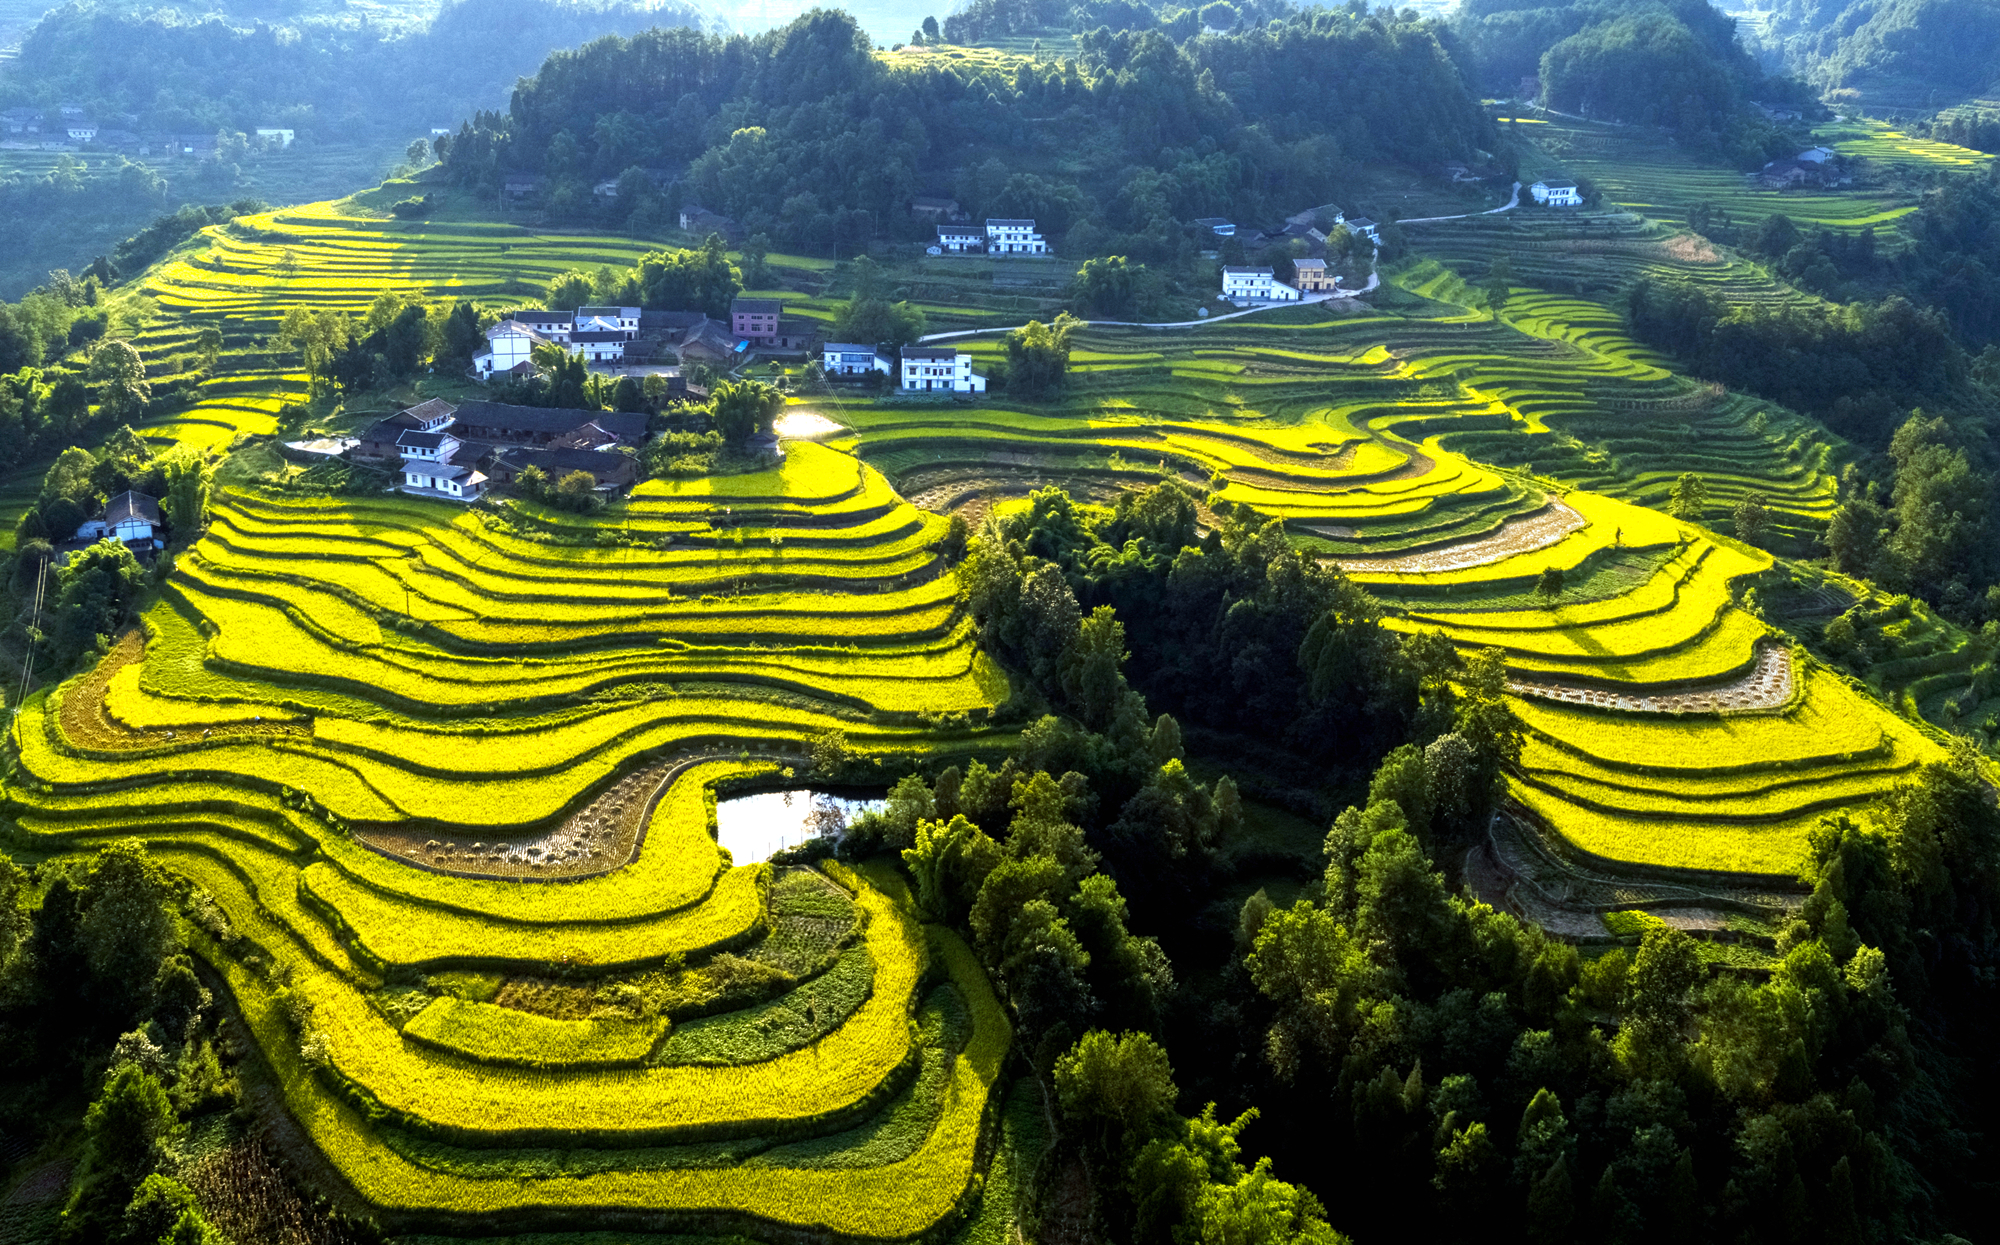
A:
[350,397,684,502]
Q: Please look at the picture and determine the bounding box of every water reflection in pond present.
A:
[713,790,883,864]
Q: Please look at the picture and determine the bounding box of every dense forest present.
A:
[438,7,1494,254]
[1,0,715,142]
[1749,0,2000,95]
[1446,0,1812,162]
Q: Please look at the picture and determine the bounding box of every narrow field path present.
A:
[916,268,1380,344]
[1397,181,1524,224]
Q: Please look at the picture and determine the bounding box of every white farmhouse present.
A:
[76,491,162,550]
[900,346,987,393]
[985,219,1049,255]
[255,128,295,147]
[823,343,892,377]
[575,305,640,334]
[1346,216,1381,242]
[1220,267,1302,303]
[474,321,547,379]
[1530,180,1582,207]
[397,427,462,464]
[936,225,986,253]
[402,461,485,499]
[569,331,630,364]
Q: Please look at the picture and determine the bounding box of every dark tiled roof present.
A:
[499,445,634,476]
[570,330,629,344]
[902,347,957,360]
[399,397,457,423]
[644,310,710,332]
[361,416,417,442]
[510,310,572,325]
[105,490,160,525]
[452,402,647,443]
[398,430,449,450]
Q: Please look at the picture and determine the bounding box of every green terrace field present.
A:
[1820,117,1997,173]
[1508,114,1928,237]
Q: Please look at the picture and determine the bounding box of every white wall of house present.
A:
[1221,269,1302,303]
[985,219,1049,255]
[1531,182,1582,207]
[900,352,987,393]
[824,345,891,376]
[478,324,542,378]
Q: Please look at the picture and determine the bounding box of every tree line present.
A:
[437,7,1492,262]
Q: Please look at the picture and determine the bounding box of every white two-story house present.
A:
[474,321,548,378]
[1221,267,1303,303]
[935,225,986,253]
[569,330,629,364]
[823,343,892,377]
[985,219,1049,255]
[1530,180,1582,207]
[900,346,987,393]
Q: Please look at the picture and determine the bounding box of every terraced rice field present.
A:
[0,180,1954,1231]
[11,465,1012,1233]
[1820,117,1996,173]
[4,202,1016,1230]
[1513,114,1929,236]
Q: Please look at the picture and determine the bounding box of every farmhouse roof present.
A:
[399,397,456,424]
[509,310,571,326]
[1294,258,1326,270]
[498,445,634,476]
[452,401,648,443]
[570,330,629,344]
[1194,216,1233,228]
[360,418,412,445]
[679,320,738,357]
[937,224,983,237]
[552,422,622,450]
[1348,216,1378,228]
[732,297,783,315]
[398,430,450,450]
[1223,266,1272,276]
[985,218,1035,228]
[644,310,711,333]
[576,305,639,318]
[824,342,875,353]
[105,490,160,526]
[488,321,548,343]
[902,346,958,361]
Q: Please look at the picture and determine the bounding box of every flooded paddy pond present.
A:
[714,790,883,864]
